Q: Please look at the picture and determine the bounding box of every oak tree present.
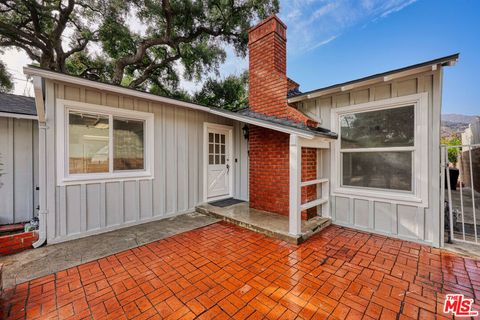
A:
[0,0,278,95]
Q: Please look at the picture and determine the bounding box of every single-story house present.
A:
[17,15,457,248]
[0,93,39,225]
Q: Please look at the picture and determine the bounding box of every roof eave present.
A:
[23,66,212,113]
[23,66,337,139]
[210,108,337,140]
[0,111,38,120]
[288,53,459,103]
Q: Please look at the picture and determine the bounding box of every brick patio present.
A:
[1,222,479,319]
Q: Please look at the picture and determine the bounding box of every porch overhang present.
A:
[210,108,337,141]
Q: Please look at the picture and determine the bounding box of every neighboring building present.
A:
[460,117,480,192]
[16,15,457,248]
[0,93,39,225]
[461,117,480,149]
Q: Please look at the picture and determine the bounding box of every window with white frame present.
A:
[332,93,429,205]
[340,105,414,191]
[57,99,154,184]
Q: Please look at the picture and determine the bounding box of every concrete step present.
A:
[196,202,331,244]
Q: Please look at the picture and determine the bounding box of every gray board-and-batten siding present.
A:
[0,117,39,224]
[295,70,443,246]
[43,80,249,243]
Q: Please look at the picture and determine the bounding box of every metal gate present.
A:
[441,143,480,245]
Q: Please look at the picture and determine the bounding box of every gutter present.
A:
[0,112,37,120]
[32,76,47,248]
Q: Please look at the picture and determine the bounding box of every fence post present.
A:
[468,148,478,243]
[445,146,454,243]
[440,146,446,247]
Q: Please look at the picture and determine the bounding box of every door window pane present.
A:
[208,132,227,165]
[342,151,412,191]
[340,106,414,149]
[69,112,109,174]
[113,118,144,170]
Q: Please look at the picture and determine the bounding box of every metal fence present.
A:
[441,143,480,245]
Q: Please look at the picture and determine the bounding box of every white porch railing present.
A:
[300,179,329,216]
[289,134,331,235]
[442,143,480,246]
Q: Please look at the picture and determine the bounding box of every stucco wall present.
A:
[294,70,443,246]
[44,80,248,243]
[460,148,480,193]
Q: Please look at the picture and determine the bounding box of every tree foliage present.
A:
[0,0,278,95]
[441,136,461,164]
[0,57,13,93]
[194,71,248,110]
[341,106,414,148]
[0,0,105,72]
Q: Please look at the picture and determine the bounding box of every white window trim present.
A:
[331,92,429,207]
[56,99,154,185]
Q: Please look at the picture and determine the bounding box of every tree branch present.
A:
[128,51,181,88]
[23,0,50,44]
[0,21,49,51]
[0,39,41,61]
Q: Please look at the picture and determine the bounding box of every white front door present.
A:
[205,124,233,201]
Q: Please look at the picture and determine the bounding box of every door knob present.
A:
[226,164,230,174]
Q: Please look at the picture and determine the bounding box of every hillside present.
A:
[441,113,479,138]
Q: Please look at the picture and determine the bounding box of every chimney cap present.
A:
[248,15,287,44]
[248,14,287,33]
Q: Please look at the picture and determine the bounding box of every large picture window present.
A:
[57,99,154,184]
[332,93,429,206]
[340,105,414,191]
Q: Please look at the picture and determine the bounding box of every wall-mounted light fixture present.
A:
[242,124,249,140]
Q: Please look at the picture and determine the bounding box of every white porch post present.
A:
[289,134,302,235]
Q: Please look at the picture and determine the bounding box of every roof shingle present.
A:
[0,92,36,116]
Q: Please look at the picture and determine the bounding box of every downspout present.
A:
[32,76,47,248]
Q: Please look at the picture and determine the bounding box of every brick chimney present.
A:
[287,78,300,92]
[248,15,316,126]
[247,15,318,219]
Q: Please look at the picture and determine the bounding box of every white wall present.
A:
[295,70,443,246]
[461,118,480,149]
[0,117,39,224]
[44,80,248,243]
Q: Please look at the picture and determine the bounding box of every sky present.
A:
[1,0,479,115]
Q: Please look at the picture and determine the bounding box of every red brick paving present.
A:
[1,222,479,319]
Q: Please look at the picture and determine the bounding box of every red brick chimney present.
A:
[247,15,318,219]
[248,15,316,127]
[287,78,300,92]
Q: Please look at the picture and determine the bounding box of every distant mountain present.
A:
[441,114,479,138]
[442,114,479,124]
